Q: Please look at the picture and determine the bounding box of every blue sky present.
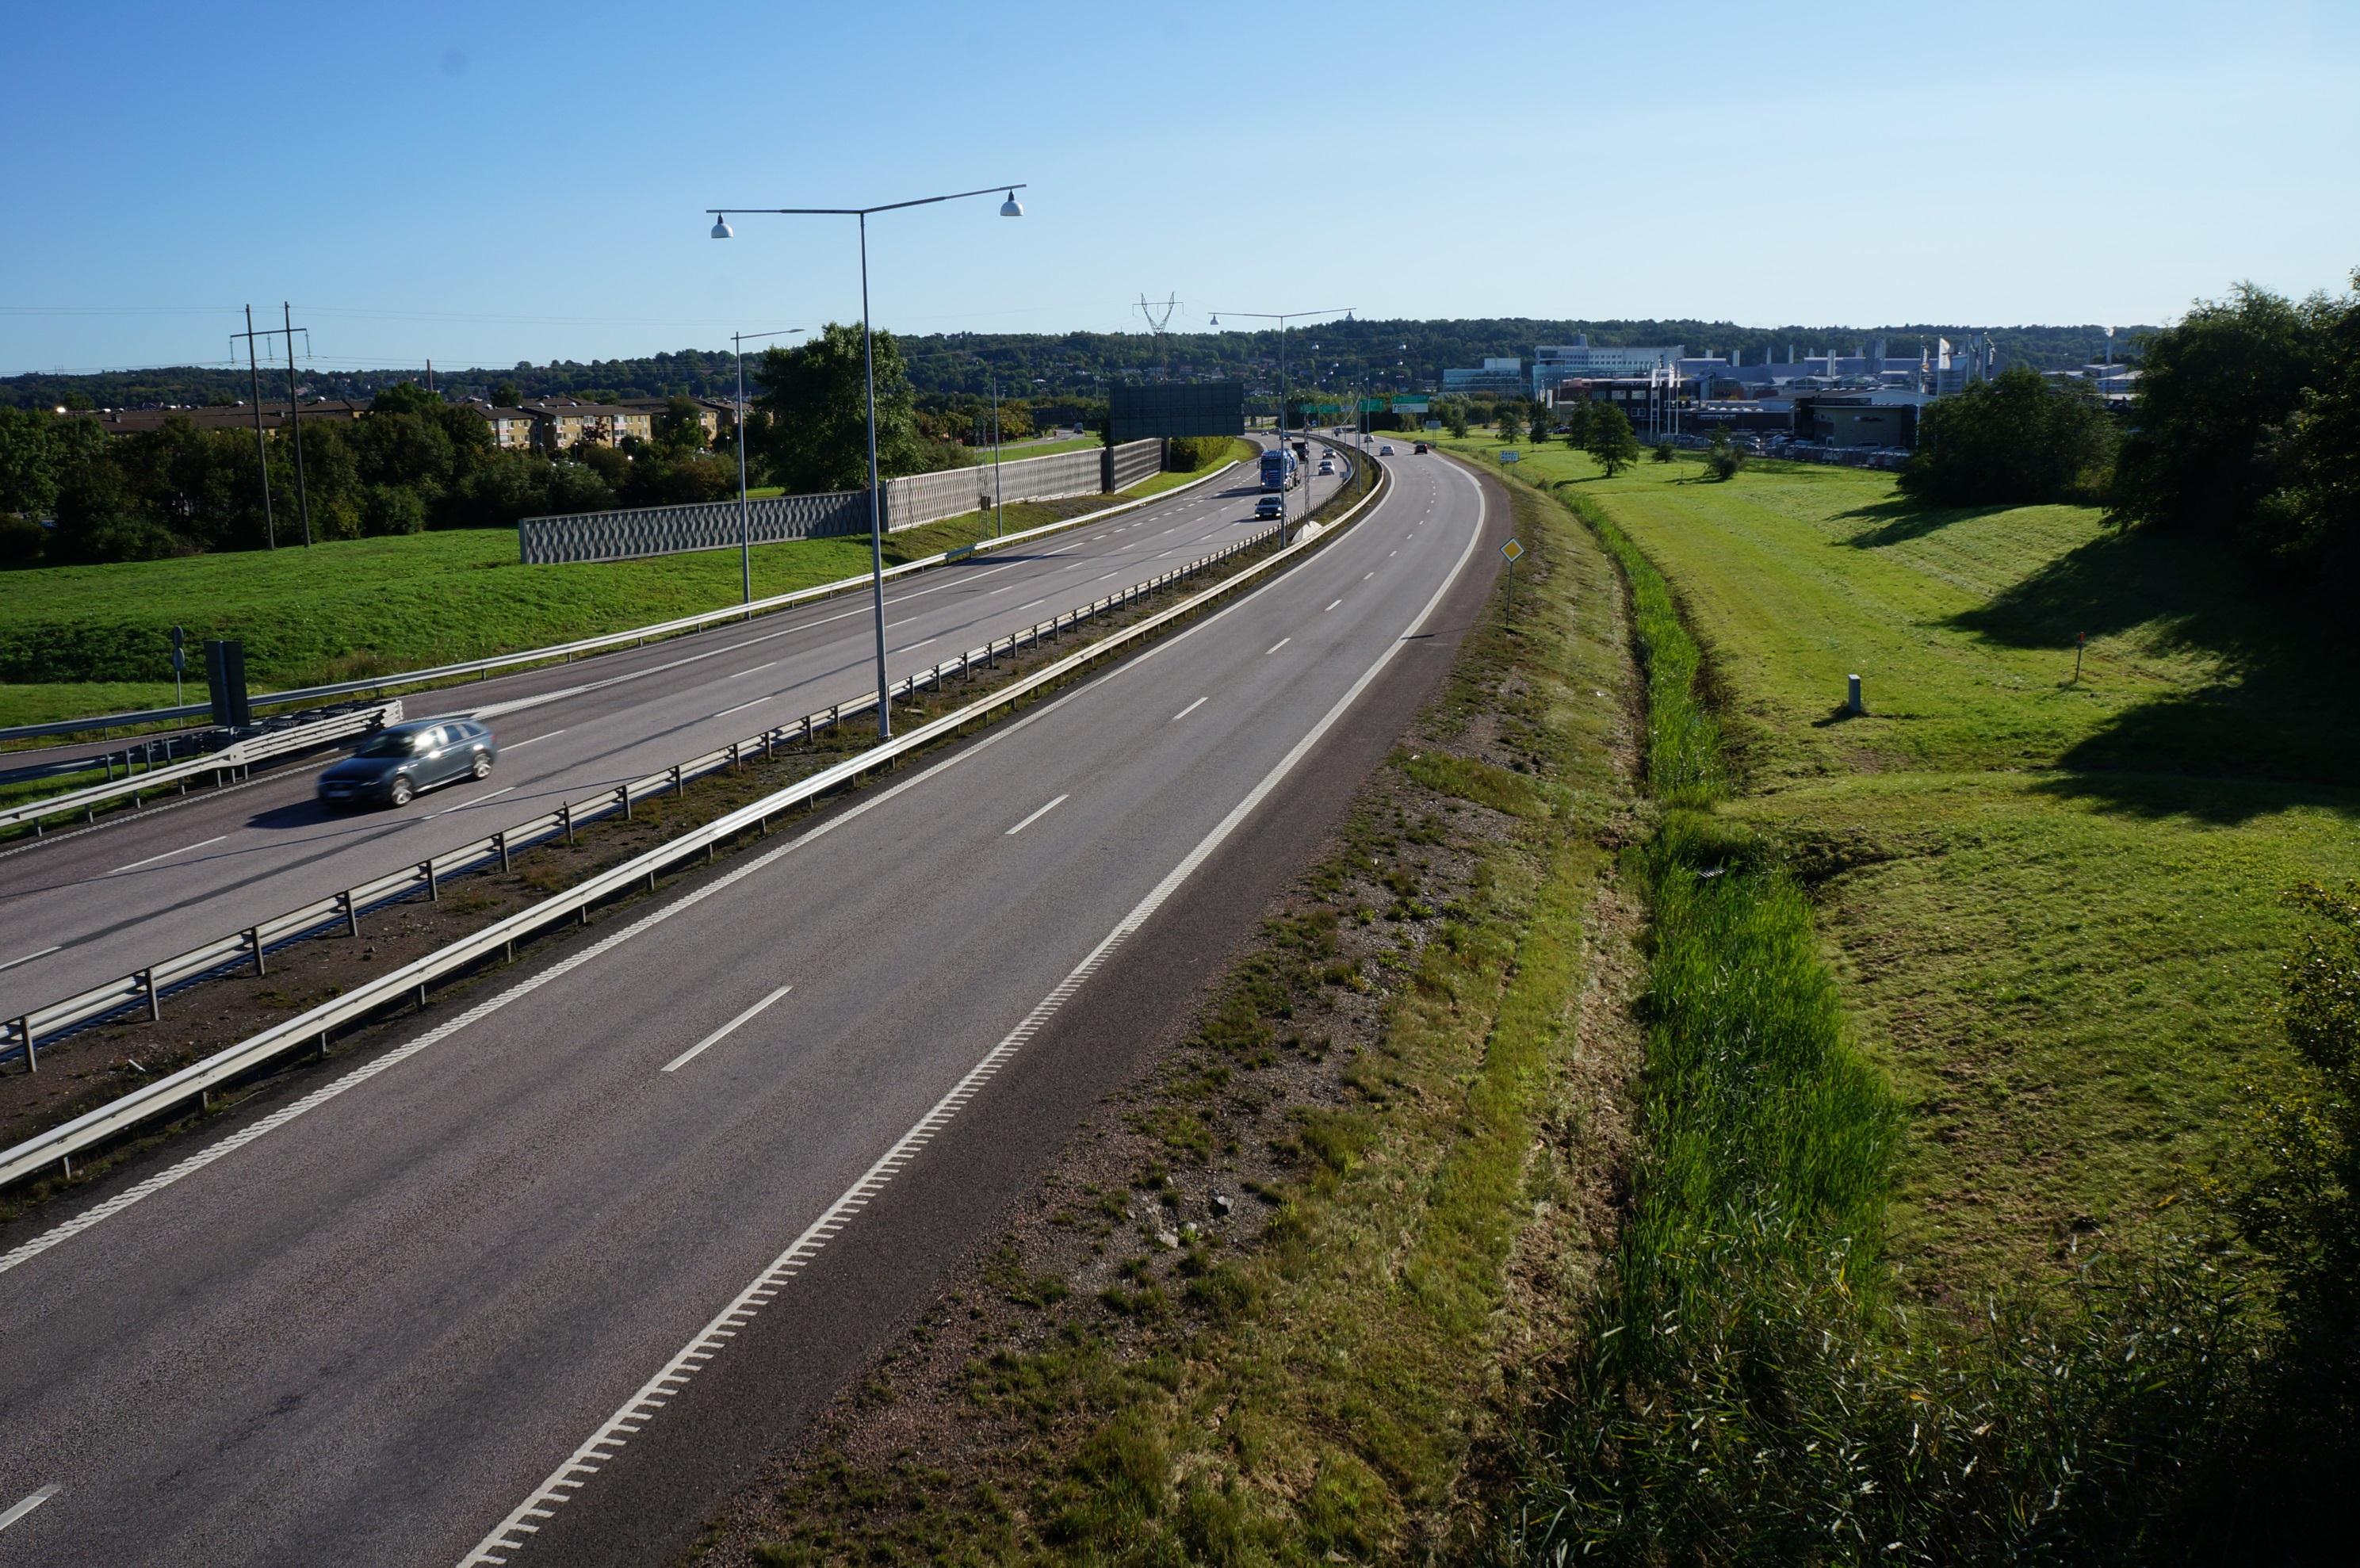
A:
[4,0,2354,375]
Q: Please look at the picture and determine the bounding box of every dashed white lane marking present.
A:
[662,985,794,1073]
[1389,550,1398,558]
[108,835,227,876]
[894,639,937,655]
[1093,571,1122,582]
[457,468,1489,1568]
[507,730,566,749]
[425,786,515,820]
[885,617,921,629]
[1364,572,1374,580]
[712,694,774,720]
[0,1485,59,1533]
[1171,697,1207,722]
[985,584,1015,595]
[1004,794,1069,836]
[0,945,61,975]
[1323,599,1342,613]
[725,661,777,679]
[1014,599,1046,612]
[1265,637,1290,655]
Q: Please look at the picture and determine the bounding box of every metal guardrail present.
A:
[0,442,1383,1190]
[0,455,1254,748]
[0,702,404,836]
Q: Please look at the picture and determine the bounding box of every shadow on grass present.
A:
[1951,525,2360,820]
[1838,496,2014,549]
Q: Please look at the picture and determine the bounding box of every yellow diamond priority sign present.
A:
[1501,539,1524,562]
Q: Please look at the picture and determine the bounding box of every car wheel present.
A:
[388,774,414,808]
[471,751,493,780]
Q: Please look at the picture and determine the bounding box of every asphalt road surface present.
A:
[0,446,1501,1566]
[0,449,1345,1015]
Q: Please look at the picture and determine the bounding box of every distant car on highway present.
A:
[318,718,496,809]
[1413,442,1430,453]
[1255,494,1285,520]
[1379,443,1395,456]
[1317,458,1335,476]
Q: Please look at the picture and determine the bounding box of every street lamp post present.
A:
[710,183,1026,740]
[1206,306,1352,542]
[729,327,805,610]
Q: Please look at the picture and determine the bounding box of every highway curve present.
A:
[0,449,1344,1015]
[0,447,1502,1566]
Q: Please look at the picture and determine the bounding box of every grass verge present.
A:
[0,443,1253,729]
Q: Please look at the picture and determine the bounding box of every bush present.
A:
[50,460,178,562]
[1650,441,1673,463]
[1706,430,1747,481]
[1165,435,1236,472]
[1899,365,2117,507]
[361,484,427,536]
[0,513,44,564]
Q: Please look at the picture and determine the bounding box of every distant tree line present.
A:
[0,324,1004,564]
[1,317,2155,417]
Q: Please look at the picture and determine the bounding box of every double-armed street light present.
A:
[709,183,1026,740]
[1206,306,1352,541]
[729,327,806,608]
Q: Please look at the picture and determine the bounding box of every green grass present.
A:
[1475,448,2259,1564]
[0,441,1249,729]
[1423,432,2360,1298]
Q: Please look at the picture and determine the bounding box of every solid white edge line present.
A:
[0,945,62,975]
[456,459,1485,1567]
[0,1484,59,1532]
[107,835,228,877]
[1171,697,1207,722]
[1004,794,1069,836]
[661,985,794,1074]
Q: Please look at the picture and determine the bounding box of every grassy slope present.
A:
[0,441,1253,728]
[1421,435,2360,1298]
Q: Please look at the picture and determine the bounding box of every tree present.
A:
[1560,400,1595,451]
[752,322,927,495]
[491,381,522,407]
[0,407,107,517]
[1528,403,1552,446]
[371,381,442,416]
[1585,403,1641,476]
[1442,399,1471,440]
[2111,282,2330,548]
[1898,365,2117,507]
[1705,430,1748,482]
[652,396,708,455]
[1651,440,1675,463]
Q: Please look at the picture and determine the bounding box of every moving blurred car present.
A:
[1255,494,1285,520]
[1379,443,1395,456]
[317,717,497,809]
[1413,442,1430,453]
[1317,458,1336,475]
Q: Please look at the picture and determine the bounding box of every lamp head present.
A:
[1209,315,1218,327]
[999,189,1023,217]
[710,215,733,240]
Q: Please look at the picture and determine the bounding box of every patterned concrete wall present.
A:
[517,439,1165,565]
[518,488,870,565]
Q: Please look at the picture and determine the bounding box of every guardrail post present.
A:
[247,927,266,977]
[560,801,576,845]
[669,765,683,797]
[621,783,633,821]
[140,968,160,1023]
[423,859,438,901]
[495,830,511,872]
[15,1020,33,1075]
[342,889,361,938]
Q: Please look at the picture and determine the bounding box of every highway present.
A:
[0,446,1500,1565]
[0,450,1344,1017]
